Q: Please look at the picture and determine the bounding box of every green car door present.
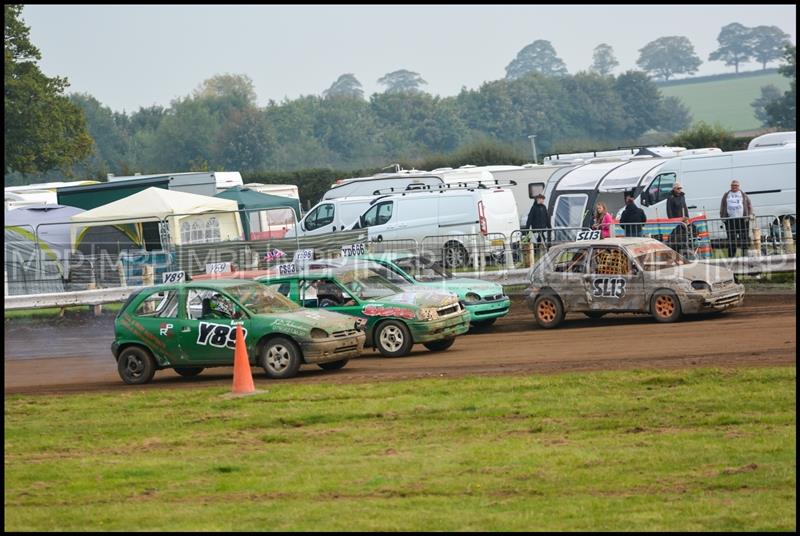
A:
[178,286,252,364]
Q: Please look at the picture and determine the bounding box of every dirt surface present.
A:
[4,294,795,396]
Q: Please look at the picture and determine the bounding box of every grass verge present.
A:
[4,367,795,531]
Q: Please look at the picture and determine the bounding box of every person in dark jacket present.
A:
[666,182,689,220]
[525,194,551,246]
[619,192,647,237]
[666,182,691,255]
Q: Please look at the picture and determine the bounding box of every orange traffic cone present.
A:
[232,323,255,394]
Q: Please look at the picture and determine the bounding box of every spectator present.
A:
[525,194,551,246]
[666,182,689,221]
[720,179,753,257]
[619,192,647,237]
[666,182,691,255]
[592,202,614,238]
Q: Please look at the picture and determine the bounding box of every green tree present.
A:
[708,23,753,74]
[765,45,796,129]
[505,40,568,80]
[377,69,428,94]
[657,96,692,133]
[323,73,364,99]
[590,43,619,76]
[69,93,131,176]
[751,84,783,126]
[4,4,92,177]
[193,73,257,105]
[613,71,664,137]
[749,25,792,70]
[636,36,702,81]
[670,121,740,151]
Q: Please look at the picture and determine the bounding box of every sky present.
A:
[22,4,797,113]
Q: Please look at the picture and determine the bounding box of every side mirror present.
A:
[332,225,337,232]
[640,192,650,207]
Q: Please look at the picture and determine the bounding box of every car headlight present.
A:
[691,281,712,292]
[310,328,328,339]
[417,307,438,321]
[463,292,481,304]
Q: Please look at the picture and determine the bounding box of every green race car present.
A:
[255,265,471,357]
[308,253,510,327]
[112,279,366,384]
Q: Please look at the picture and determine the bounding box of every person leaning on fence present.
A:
[525,194,552,246]
[619,192,647,237]
[720,179,753,257]
[591,202,614,239]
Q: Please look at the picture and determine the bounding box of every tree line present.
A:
[4,5,796,186]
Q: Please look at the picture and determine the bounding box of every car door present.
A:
[549,246,590,311]
[126,287,184,364]
[584,246,646,311]
[179,287,251,364]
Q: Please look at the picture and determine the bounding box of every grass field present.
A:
[4,367,796,531]
[660,72,791,132]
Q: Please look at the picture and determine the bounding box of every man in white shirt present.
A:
[719,180,753,257]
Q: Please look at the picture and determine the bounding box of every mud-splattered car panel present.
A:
[526,238,745,316]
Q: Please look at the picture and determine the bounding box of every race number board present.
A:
[341,243,367,257]
[162,270,186,284]
[205,262,232,274]
[576,230,601,241]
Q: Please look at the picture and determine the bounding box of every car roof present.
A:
[156,279,265,290]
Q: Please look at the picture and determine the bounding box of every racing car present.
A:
[526,237,745,328]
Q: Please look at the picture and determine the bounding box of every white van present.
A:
[747,131,795,150]
[287,196,376,237]
[348,186,520,268]
[637,145,796,222]
[322,171,444,200]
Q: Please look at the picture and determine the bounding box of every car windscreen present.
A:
[226,282,300,314]
[333,266,405,299]
[394,256,453,282]
[627,242,687,271]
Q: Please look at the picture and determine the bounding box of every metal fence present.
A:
[4,210,797,298]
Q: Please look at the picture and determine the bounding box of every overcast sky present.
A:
[23,4,797,113]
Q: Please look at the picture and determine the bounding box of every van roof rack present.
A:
[371,179,517,197]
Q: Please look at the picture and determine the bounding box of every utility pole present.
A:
[527,134,538,164]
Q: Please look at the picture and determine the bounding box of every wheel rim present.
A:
[445,246,466,267]
[266,344,291,372]
[538,299,556,322]
[123,355,144,378]
[380,325,405,352]
[655,295,675,317]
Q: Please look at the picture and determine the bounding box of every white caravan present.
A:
[348,186,520,268]
[637,145,796,223]
[287,196,377,237]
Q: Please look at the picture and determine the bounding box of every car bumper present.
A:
[465,297,511,322]
[407,310,471,343]
[683,285,746,313]
[300,332,366,364]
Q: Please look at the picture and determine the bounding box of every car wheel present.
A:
[317,359,349,371]
[174,366,204,377]
[423,337,455,352]
[534,294,564,329]
[443,242,469,269]
[375,320,413,357]
[117,346,156,385]
[260,337,302,379]
[583,312,607,319]
[651,290,682,323]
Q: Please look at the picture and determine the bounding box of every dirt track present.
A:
[4,294,795,396]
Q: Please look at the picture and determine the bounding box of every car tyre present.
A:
[317,359,349,371]
[117,346,156,385]
[174,366,204,377]
[534,294,564,329]
[375,320,413,357]
[651,290,682,323]
[423,337,455,352]
[260,337,303,379]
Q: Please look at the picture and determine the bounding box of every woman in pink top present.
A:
[592,202,614,238]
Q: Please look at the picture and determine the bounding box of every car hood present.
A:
[258,308,357,333]
[367,289,459,308]
[418,278,504,299]
[653,262,735,284]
